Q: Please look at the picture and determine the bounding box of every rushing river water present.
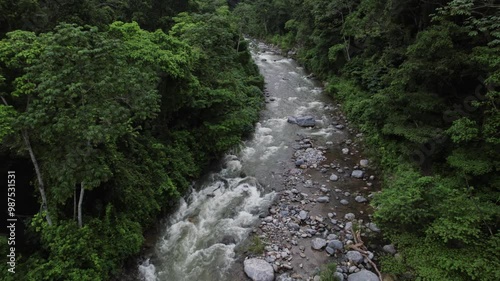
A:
[138,40,345,281]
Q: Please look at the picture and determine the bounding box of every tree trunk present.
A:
[78,182,85,228]
[22,130,52,226]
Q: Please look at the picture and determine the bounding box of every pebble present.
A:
[329,174,339,181]
[316,196,329,203]
[340,199,349,205]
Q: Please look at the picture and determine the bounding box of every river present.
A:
[137,40,367,281]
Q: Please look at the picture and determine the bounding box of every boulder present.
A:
[366,222,381,233]
[325,246,335,255]
[383,244,397,255]
[355,196,367,203]
[345,251,364,264]
[299,210,308,220]
[334,272,344,281]
[347,270,379,281]
[351,170,364,179]
[311,238,327,250]
[327,240,343,251]
[344,213,355,220]
[276,273,293,281]
[244,258,275,281]
[288,116,316,127]
[316,196,330,203]
[288,222,300,231]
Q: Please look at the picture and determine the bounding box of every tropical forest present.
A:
[0,0,498,281]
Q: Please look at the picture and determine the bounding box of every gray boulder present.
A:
[345,251,364,264]
[276,273,293,281]
[329,174,339,181]
[366,222,381,232]
[355,196,367,203]
[351,170,364,179]
[288,222,300,231]
[288,116,316,127]
[316,196,330,203]
[347,270,379,281]
[311,238,327,250]
[383,244,397,255]
[344,213,355,220]
[325,246,335,255]
[299,210,308,220]
[334,272,344,281]
[244,258,275,281]
[328,240,343,251]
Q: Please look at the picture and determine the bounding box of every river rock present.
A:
[366,222,381,232]
[311,238,327,250]
[344,213,355,220]
[276,273,293,281]
[383,244,397,254]
[325,246,335,255]
[351,170,364,179]
[329,174,339,181]
[340,199,349,205]
[355,196,367,203]
[288,222,300,231]
[244,258,275,281]
[328,240,343,250]
[316,196,329,203]
[342,148,349,154]
[359,159,369,167]
[345,251,364,263]
[299,210,308,220]
[304,179,313,188]
[295,159,305,166]
[334,272,344,281]
[347,270,379,281]
[287,116,297,124]
[288,116,316,127]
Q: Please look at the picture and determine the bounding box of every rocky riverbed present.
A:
[242,87,399,281]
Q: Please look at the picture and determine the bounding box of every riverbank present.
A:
[240,42,398,281]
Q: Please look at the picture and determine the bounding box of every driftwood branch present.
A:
[348,229,383,281]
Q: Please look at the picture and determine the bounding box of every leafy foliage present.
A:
[0,1,264,279]
[235,0,500,280]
